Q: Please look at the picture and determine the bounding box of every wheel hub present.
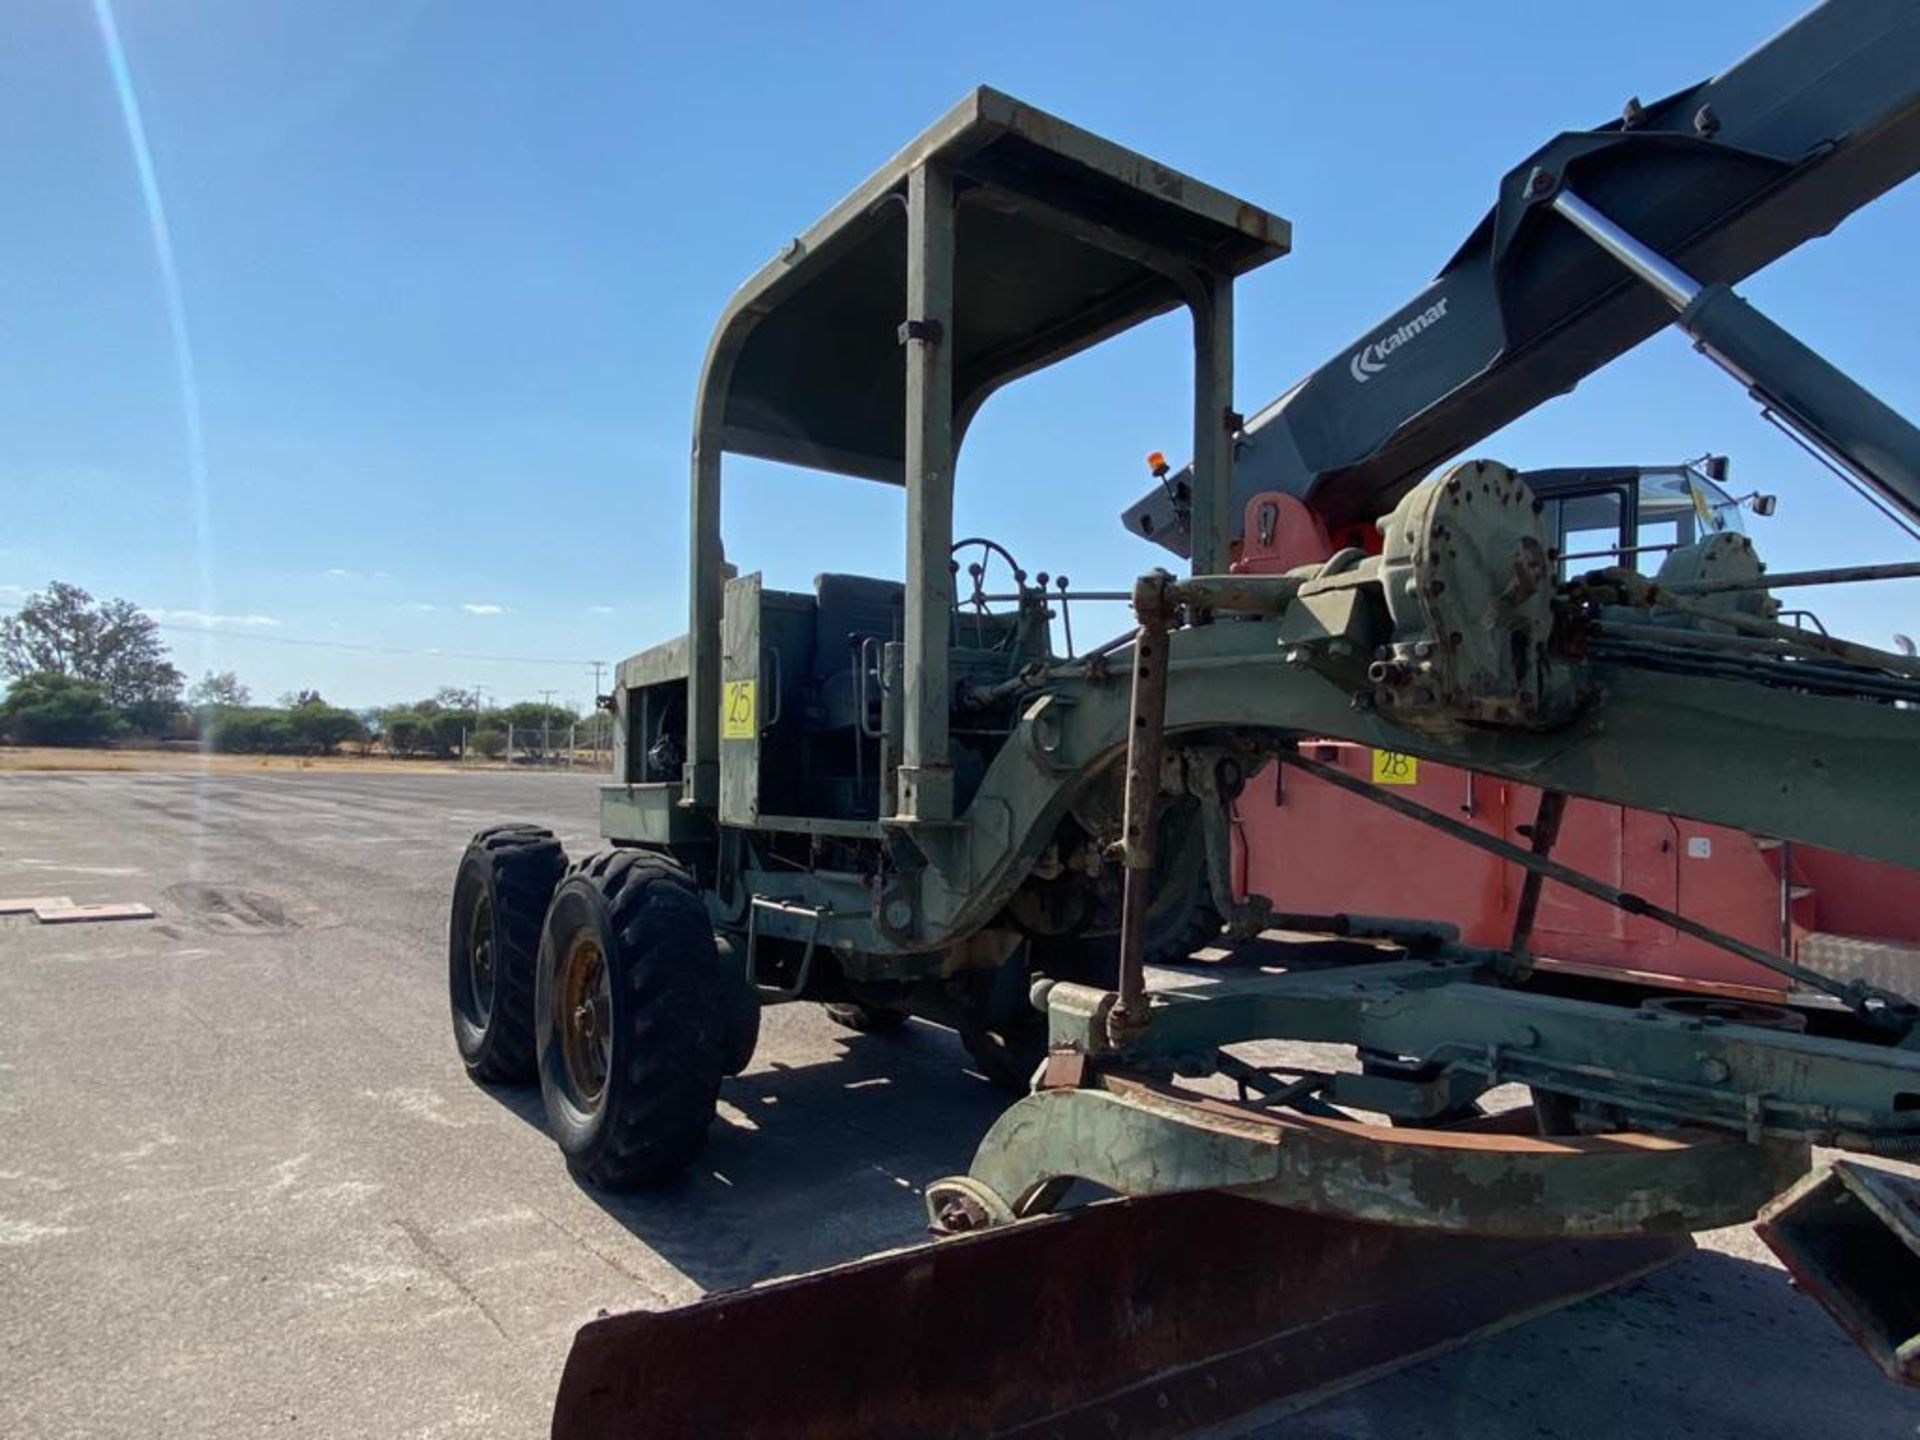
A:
[557,934,613,1107]
[465,892,497,1026]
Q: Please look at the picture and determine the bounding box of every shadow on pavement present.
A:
[1271,1240,1919,1440]
[473,1019,1014,1293]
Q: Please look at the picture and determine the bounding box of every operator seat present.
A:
[810,574,903,731]
[807,569,1027,733]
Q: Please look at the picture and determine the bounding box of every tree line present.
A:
[1,582,584,757]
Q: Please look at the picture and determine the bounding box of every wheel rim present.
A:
[465,890,497,1028]
[556,932,613,1109]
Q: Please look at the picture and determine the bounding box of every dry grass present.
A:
[0,746,470,775]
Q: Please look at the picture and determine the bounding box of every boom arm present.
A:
[1123,0,1920,552]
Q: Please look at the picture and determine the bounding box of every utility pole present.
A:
[590,661,608,767]
[470,684,488,765]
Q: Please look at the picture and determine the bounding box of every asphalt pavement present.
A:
[0,768,1912,1439]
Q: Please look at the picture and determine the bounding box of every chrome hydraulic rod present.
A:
[1547,189,1701,308]
[1550,186,1920,527]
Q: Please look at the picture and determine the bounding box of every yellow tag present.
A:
[721,680,757,739]
[1689,478,1714,527]
[1370,749,1418,785]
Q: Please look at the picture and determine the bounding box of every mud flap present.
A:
[551,1192,1689,1439]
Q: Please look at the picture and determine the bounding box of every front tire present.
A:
[535,850,727,1189]
[1138,796,1225,964]
[954,954,1051,1094]
[449,825,566,1083]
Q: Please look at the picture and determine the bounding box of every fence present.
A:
[459,715,614,772]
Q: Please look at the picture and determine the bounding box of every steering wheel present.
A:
[949,536,1029,616]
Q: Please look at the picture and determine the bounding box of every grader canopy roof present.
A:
[698,85,1291,483]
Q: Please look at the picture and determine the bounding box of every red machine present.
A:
[1229,467,1920,1001]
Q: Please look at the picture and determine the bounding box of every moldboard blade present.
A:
[551,1192,1689,1439]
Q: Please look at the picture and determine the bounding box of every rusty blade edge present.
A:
[1008,1233,1691,1440]
[551,1193,1694,1440]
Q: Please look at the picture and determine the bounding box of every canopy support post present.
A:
[896,161,958,823]
[1189,271,1236,578]
[684,434,723,807]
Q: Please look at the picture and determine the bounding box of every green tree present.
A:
[425,707,477,758]
[205,707,289,753]
[285,703,366,755]
[0,672,121,746]
[499,701,577,730]
[189,670,251,709]
[0,583,183,729]
[499,701,577,758]
[380,708,429,757]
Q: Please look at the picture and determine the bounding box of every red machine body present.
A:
[1230,487,1920,1000]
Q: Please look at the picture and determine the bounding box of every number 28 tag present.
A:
[1370,750,1419,785]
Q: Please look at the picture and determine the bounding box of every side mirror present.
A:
[1750,493,1778,517]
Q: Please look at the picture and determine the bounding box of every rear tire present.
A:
[449,824,566,1084]
[536,850,726,1190]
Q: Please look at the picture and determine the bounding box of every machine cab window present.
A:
[1535,457,1750,578]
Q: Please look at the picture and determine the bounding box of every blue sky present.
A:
[4,1,1916,709]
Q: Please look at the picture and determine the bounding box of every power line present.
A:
[143,620,604,669]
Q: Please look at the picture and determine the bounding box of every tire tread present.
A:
[452,825,566,1083]
[543,850,726,1189]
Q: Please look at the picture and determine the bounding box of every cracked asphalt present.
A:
[1,768,1913,1439]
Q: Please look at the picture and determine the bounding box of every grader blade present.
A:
[551,1193,1687,1440]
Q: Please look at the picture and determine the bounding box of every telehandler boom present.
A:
[1122,0,1920,549]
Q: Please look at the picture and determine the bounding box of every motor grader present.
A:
[449,5,1920,1433]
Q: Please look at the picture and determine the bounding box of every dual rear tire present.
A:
[448,812,1209,1172]
[449,834,749,1190]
